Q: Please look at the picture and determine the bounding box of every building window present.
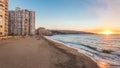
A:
[0,32,2,35]
[0,25,2,28]
[0,4,4,7]
[0,15,3,17]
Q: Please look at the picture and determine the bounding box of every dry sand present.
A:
[0,36,99,68]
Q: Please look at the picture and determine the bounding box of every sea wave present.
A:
[46,34,120,68]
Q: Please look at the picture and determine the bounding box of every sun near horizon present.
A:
[84,29,120,35]
[96,29,118,35]
[100,30,113,35]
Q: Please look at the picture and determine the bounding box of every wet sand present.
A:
[0,37,99,68]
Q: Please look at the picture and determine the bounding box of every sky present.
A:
[9,0,120,33]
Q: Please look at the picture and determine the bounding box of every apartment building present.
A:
[0,0,8,36]
[8,7,35,36]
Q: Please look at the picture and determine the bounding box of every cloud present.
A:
[88,0,120,29]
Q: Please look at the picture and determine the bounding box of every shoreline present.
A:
[45,36,120,68]
[45,36,97,61]
[43,37,99,68]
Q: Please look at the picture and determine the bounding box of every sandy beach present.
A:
[0,36,99,68]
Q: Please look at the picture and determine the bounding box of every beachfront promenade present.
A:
[0,36,99,68]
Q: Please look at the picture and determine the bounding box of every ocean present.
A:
[47,34,120,68]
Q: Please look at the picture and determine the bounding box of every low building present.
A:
[36,27,53,36]
[8,7,35,36]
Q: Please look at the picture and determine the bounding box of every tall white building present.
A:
[0,0,8,36]
[8,7,35,36]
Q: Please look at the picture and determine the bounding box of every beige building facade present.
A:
[0,0,8,36]
[8,7,35,36]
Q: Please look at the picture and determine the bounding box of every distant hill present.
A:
[49,30,94,35]
[36,27,95,36]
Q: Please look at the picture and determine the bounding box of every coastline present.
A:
[43,37,99,68]
[0,36,99,68]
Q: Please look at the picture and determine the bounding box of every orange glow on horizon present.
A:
[100,30,113,35]
[86,29,120,35]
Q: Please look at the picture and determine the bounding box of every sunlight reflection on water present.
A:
[97,61,110,68]
[48,34,120,68]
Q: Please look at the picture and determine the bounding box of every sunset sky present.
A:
[9,0,120,34]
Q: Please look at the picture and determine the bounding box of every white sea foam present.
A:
[46,34,120,68]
